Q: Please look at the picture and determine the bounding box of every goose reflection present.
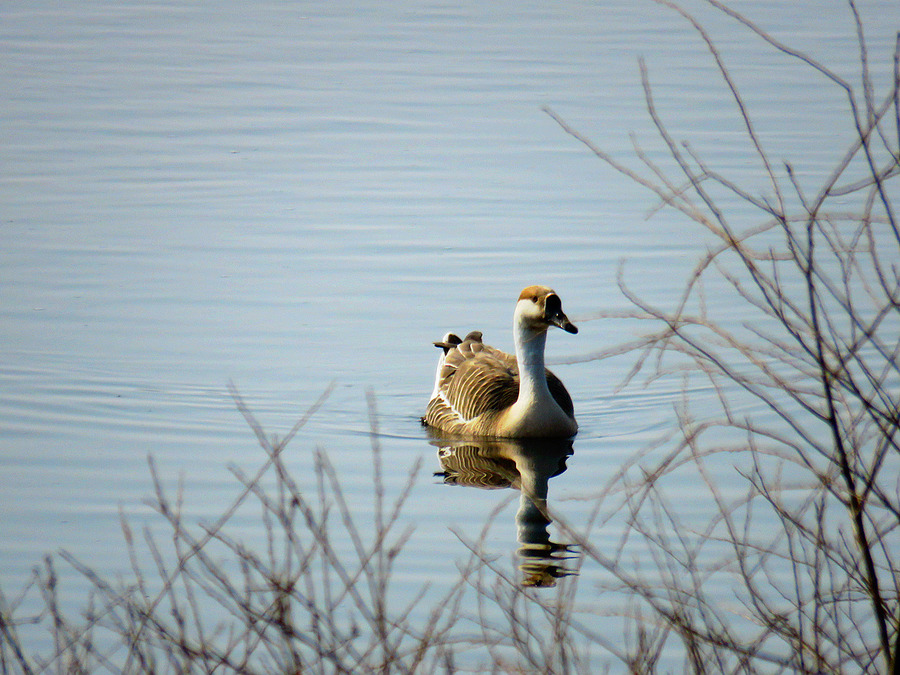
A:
[430,435,578,587]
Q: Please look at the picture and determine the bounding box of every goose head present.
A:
[515,286,578,335]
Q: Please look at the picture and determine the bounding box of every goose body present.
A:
[423,286,578,438]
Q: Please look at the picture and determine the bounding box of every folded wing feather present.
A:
[426,332,573,433]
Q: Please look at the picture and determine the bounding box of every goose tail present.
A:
[430,332,461,399]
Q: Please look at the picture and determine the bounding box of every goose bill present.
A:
[548,312,578,334]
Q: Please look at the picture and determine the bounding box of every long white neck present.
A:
[513,321,552,406]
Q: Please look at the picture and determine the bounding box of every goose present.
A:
[423,285,578,438]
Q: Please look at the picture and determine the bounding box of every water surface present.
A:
[2,0,898,668]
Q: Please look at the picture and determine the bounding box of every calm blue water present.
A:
[2,0,898,669]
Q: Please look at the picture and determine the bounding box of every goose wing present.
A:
[426,332,518,430]
[545,370,574,418]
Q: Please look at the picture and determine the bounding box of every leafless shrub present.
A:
[548,0,900,672]
[0,387,476,674]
